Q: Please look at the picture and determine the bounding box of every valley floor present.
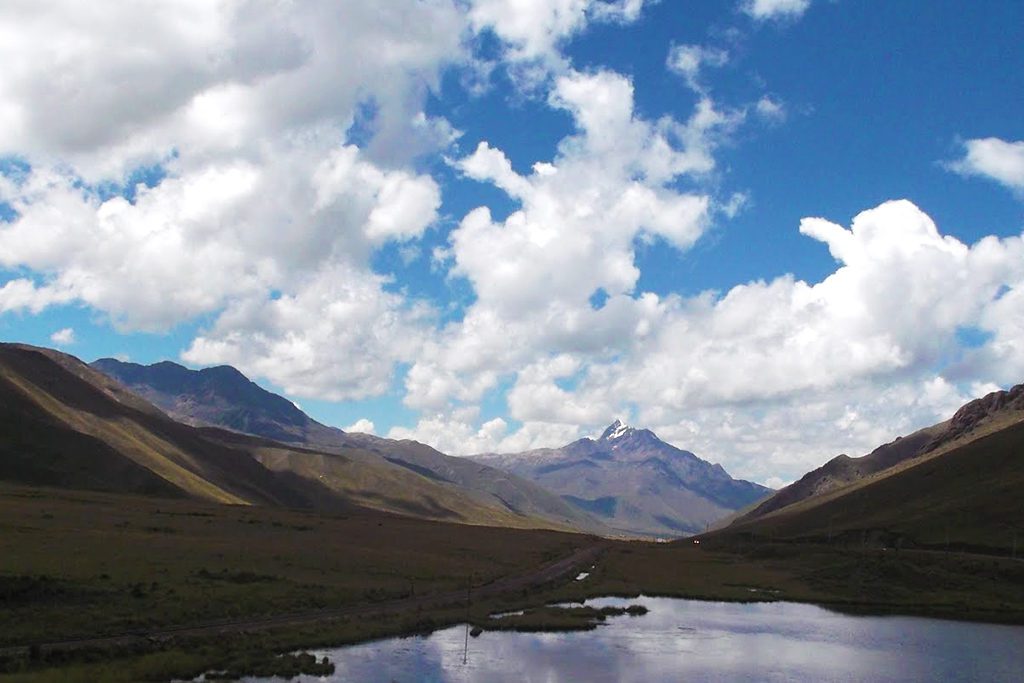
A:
[2,484,1023,682]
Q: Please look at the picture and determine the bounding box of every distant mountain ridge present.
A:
[91,357,608,535]
[470,420,772,538]
[90,359,324,443]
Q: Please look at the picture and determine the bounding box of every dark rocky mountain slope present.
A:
[738,383,1024,524]
[471,420,772,537]
[713,385,1024,556]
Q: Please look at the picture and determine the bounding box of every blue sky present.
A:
[1,0,1022,486]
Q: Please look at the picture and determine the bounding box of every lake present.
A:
[239,596,1024,682]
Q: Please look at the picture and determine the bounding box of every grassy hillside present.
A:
[715,418,1024,555]
[740,423,945,521]
[211,430,582,528]
[739,382,1024,525]
[0,374,181,498]
[0,344,584,531]
[0,345,292,506]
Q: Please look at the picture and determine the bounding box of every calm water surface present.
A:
[242,596,1024,682]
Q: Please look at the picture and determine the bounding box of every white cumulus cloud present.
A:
[397,199,1024,486]
[343,418,376,434]
[183,263,434,401]
[667,44,729,93]
[0,2,661,402]
[401,68,734,417]
[755,95,787,123]
[49,327,75,345]
[949,137,1024,193]
[468,0,650,67]
[742,0,812,21]
[4,1,1023,491]
[0,1,460,397]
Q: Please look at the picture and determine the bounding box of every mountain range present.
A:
[91,358,769,537]
[6,341,1020,550]
[90,355,606,534]
[471,420,772,537]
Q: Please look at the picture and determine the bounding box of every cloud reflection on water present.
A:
[245,597,1024,683]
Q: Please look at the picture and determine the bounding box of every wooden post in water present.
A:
[1013,531,1018,560]
[463,578,471,666]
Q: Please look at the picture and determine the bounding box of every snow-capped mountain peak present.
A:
[600,419,632,441]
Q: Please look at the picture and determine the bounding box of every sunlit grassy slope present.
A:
[0,343,582,530]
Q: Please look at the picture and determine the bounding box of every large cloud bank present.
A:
[1,1,1021,484]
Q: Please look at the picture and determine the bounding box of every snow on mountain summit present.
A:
[600,419,632,441]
